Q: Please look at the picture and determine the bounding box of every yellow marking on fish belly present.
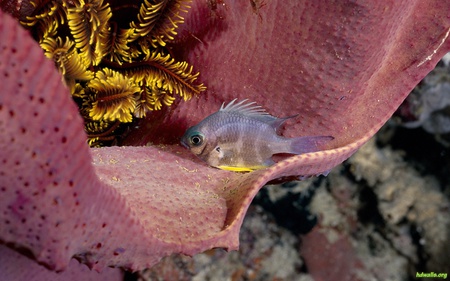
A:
[218,165,266,172]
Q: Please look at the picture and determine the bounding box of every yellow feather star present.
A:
[20,0,206,146]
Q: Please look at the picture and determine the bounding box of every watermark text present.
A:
[416,272,447,279]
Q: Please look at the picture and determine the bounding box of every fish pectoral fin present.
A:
[217,165,266,172]
[289,135,334,154]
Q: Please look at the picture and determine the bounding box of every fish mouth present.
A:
[180,139,189,149]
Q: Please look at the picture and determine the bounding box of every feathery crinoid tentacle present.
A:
[67,0,112,66]
[40,36,94,90]
[102,22,133,65]
[129,0,191,48]
[88,68,141,123]
[106,51,206,118]
[144,52,206,100]
[21,0,67,41]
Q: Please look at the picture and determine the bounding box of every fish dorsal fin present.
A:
[220,99,295,130]
[220,99,274,120]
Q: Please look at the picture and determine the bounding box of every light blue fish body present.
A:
[181,99,333,171]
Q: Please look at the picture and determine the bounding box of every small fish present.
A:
[181,99,334,172]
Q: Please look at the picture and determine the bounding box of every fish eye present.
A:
[190,134,204,146]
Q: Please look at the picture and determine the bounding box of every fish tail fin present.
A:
[289,135,334,154]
